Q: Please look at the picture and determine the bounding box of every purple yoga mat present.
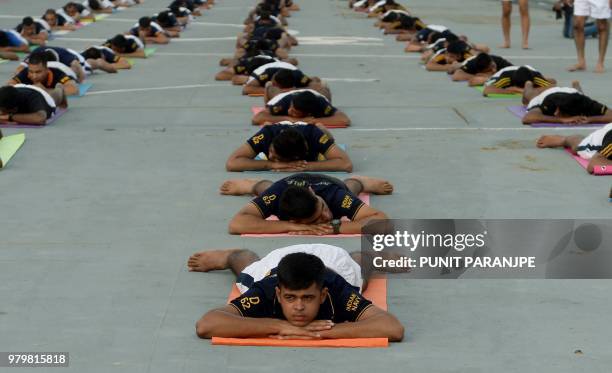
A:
[507,106,605,128]
[0,108,67,128]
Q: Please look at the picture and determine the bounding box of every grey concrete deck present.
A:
[0,0,611,372]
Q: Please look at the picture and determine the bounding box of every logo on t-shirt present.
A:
[262,194,277,205]
[341,195,353,209]
[345,293,360,312]
[240,297,261,310]
[252,134,265,144]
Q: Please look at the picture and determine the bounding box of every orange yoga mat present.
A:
[211,276,388,348]
[248,93,265,97]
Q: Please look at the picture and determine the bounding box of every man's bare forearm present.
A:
[229,214,295,234]
[196,309,283,339]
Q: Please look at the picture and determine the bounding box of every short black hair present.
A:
[0,86,19,111]
[156,11,173,27]
[22,17,35,26]
[258,10,272,20]
[264,27,283,41]
[81,47,102,60]
[272,69,296,88]
[88,0,102,10]
[278,186,318,220]
[28,51,48,66]
[64,2,78,11]
[291,91,319,115]
[381,12,399,22]
[442,31,459,43]
[42,48,59,62]
[110,34,128,50]
[446,40,470,56]
[271,128,308,160]
[139,16,152,28]
[513,66,536,88]
[472,53,493,73]
[44,8,57,16]
[428,31,442,44]
[277,252,326,290]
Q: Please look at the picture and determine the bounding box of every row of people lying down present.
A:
[189,244,404,341]
[196,5,395,327]
[0,1,146,50]
[215,1,301,80]
[226,118,612,174]
[0,0,210,57]
[0,0,215,124]
[213,1,353,126]
[361,4,612,126]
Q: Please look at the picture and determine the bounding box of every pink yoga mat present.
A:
[565,148,612,175]
[241,193,370,237]
[0,108,67,128]
[507,106,605,128]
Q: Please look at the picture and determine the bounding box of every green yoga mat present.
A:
[0,59,8,64]
[0,133,26,169]
[144,48,156,57]
[473,85,521,99]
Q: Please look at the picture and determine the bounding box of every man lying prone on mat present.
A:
[522,81,612,125]
[220,173,392,235]
[7,52,79,96]
[448,52,514,86]
[536,123,612,173]
[225,121,352,172]
[192,245,404,341]
[263,69,330,102]
[482,65,556,97]
[240,62,330,100]
[252,89,350,127]
[0,84,66,125]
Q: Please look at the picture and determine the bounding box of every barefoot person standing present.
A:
[568,0,611,73]
[501,0,531,49]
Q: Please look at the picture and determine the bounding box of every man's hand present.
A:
[300,116,316,123]
[304,320,334,332]
[138,30,148,42]
[447,62,462,74]
[288,223,334,236]
[561,115,588,124]
[268,160,308,172]
[269,321,325,339]
[0,114,10,122]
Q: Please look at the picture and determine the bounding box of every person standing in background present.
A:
[501,0,530,49]
[567,0,611,73]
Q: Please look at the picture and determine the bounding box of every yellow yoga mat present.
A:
[0,133,26,169]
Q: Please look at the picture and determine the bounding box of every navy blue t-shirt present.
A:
[250,173,365,220]
[230,269,373,323]
[247,123,335,161]
[29,46,79,66]
[267,90,336,118]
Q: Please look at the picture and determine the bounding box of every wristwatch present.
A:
[331,219,341,235]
